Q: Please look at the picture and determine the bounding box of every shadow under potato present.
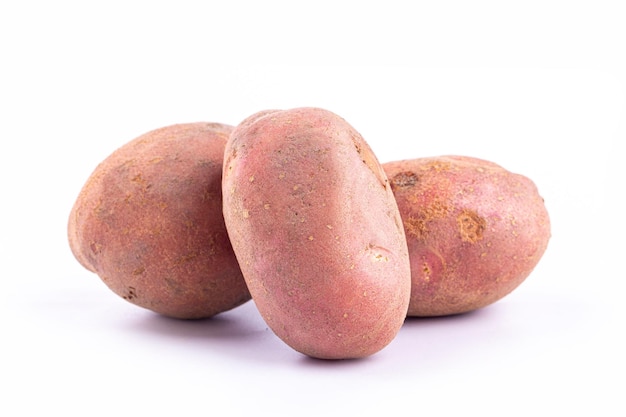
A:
[117,296,523,368]
[403,306,493,325]
[119,301,303,364]
[136,312,256,341]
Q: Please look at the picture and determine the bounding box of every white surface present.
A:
[2,1,625,416]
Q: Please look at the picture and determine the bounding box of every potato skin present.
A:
[68,123,251,319]
[222,108,411,359]
[384,156,551,317]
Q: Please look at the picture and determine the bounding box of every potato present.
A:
[222,107,411,359]
[68,123,251,319]
[384,156,551,317]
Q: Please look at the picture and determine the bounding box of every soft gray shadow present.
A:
[112,290,586,369]
[402,305,494,326]
[134,309,257,340]
[384,293,589,375]
[121,301,301,364]
[124,303,390,367]
[294,310,493,369]
[298,352,377,368]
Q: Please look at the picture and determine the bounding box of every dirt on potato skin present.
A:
[385,155,551,317]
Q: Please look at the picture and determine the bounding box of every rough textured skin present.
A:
[384,156,551,317]
[223,108,411,359]
[68,123,251,319]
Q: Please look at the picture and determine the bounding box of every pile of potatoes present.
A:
[68,107,551,360]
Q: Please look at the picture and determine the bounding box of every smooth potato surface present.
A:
[384,156,551,317]
[68,123,251,319]
[222,107,411,359]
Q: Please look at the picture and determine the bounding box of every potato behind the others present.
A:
[384,156,551,317]
[68,123,251,319]
[222,107,411,359]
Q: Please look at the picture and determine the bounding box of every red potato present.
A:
[384,156,551,317]
[222,107,411,359]
[68,123,251,319]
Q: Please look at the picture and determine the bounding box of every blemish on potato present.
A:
[457,209,486,243]
[93,198,104,215]
[424,160,452,172]
[132,267,145,275]
[89,241,102,255]
[390,171,418,189]
[372,254,389,262]
[122,286,137,301]
[242,209,250,219]
[131,173,145,185]
[404,216,427,239]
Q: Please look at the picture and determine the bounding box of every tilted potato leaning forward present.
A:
[222,107,411,359]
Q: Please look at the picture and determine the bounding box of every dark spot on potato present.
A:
[457,209,486,243]
[123,286,137,300]
[422,263,431,280]
[390,171,418,189]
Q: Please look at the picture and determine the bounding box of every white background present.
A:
[2,1,625,416]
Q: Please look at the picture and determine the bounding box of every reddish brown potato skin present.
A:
[384,156,551,317]
[223,108,411,359]
[68,123,251,319]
